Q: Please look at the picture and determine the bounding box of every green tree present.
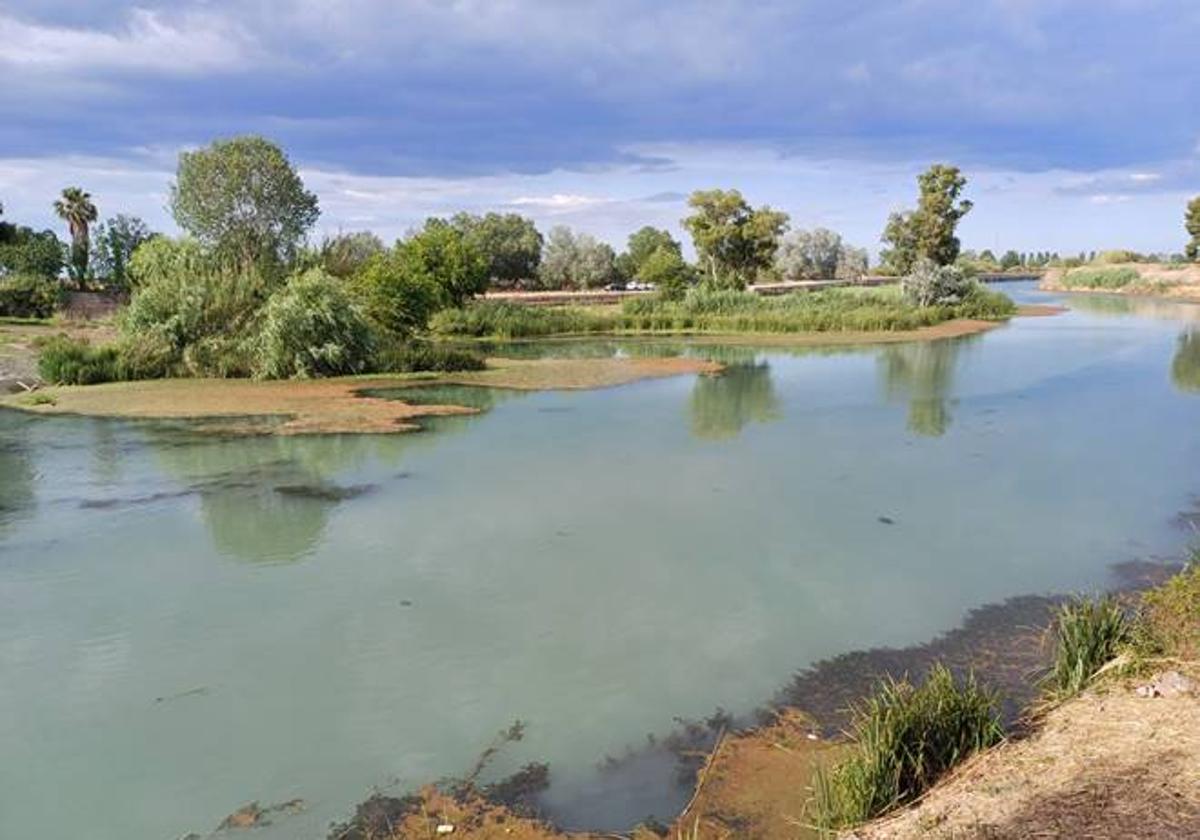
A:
[318,231,384,278]
[682,189,788,289]
[622,226,682,276]
[880,164,973,274]
[170,136,319,271]
[53,187,98,285]
[1186,196,1200,261]
[451,212,542,288]
[0,226,64,278]
[999,250,1020,270]
[350,250,442,337]
[637,245,694,300]
[538,226,617,289]
[90,215,154,290]
[404,219,490,307]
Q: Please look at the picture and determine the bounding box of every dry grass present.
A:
[852,677,1200,839]
[0,356,721,434]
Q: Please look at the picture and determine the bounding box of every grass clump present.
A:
[429,300,617,338]
[1134,553,1200,660]
[1060,266,1139,290]
[375,342,486,373]
[809,664,1002,831]
[1041,595,1130,700]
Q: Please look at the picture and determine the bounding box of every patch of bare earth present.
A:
[853,679,1200,840]
[1,357,721,434]
[668,710,841,840]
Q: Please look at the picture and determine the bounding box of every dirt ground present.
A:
[853,674,1200,840]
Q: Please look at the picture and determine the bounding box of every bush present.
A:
[810,665,1002,830]
[375,342,486,373]
[38,336,119,384]
[1134,559,1200,660]
[900,259,973,307]
[430,301,616,339]
[350,251,443,337]
[1060,266,1138,290]
[1042,595,1130,699]
[254,268,375,379]
[0,274,64,318]
[37,334,178,384]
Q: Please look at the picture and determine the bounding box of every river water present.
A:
[2,283,1199,837]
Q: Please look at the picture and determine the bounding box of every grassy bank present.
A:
[431,285,1017,340]
[1043,262,1200,299]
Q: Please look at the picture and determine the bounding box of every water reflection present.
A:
[879,339,967,437]
[148,431,398,564]
[0,435,35,533]
[688,360,781,440]
[1061,292,1200,323]
[1172,331,1200,393]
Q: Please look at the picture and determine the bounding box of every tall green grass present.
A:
[1060,266,1139,290]
[432,285,1016,340]
[809,664,1002,832]
[1041,595,1130,699]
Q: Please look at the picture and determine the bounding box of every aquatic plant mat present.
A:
[0,356,721,434]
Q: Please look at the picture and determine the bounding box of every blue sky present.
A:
[2,0,1198,257]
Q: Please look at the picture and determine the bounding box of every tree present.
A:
[682,189,788,289]
[1000,250,1021,270]
[774,227,844,280]
[350,250,441,337]
[91,215,154,290]
[900,258,972,307]
[1186,196,1200,261]
[170,136,319,271]
[620,226,682,278]
[537,226,616,289]
[403,219,489,307]
[637,245,694,300]
[835,245,869,281]
[318,231,385,278]
[53,187,98,285]
[0,226,64,278]
[451,212,542,288]
[880,164,973,274]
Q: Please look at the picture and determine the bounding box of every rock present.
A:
[1136,670,1196,698]
[436,824,456,834]
[218,802,263,830]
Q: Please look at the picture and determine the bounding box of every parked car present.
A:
[604,281,626,291]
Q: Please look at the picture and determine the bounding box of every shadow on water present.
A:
[0,432,35,534]
[878,337,972,437]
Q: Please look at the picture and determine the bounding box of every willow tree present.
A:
[53,187,98,284]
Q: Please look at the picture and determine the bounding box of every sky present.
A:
[2,0,1199,258]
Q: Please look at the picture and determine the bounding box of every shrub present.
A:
[1060,266,1138,290]
[1134,559,1200,660]
[254,268,375,379]
[1094,249,1140,264]
[350,251,443,337]
[0,274,64,318]
[1042,595,1130,699]
[900,259,973,307]
[375,342,486,373]
[810,665,1002,830]
[431,301,616,339]
[37,336,121,385]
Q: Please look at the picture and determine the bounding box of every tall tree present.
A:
[774,228,845,280]
[170,136,319,272]
[90,214,154,290]
[618,226,682,279]
[1186,196,1200,261]
[450,212,542,288]
[402,219,490,307]
[318,231,385,278]
[682,189,788,289]
[880,164,973,274]
[537,226,616,289]
[53,187,98,285]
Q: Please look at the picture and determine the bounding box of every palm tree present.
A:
[54,187,98,286]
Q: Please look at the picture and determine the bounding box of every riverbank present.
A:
[1042,262,1200,301]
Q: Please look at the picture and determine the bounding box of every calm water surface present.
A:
[3,284,1200,837]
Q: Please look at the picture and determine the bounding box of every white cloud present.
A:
[508,194,609,209]
[0,9,255,75]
